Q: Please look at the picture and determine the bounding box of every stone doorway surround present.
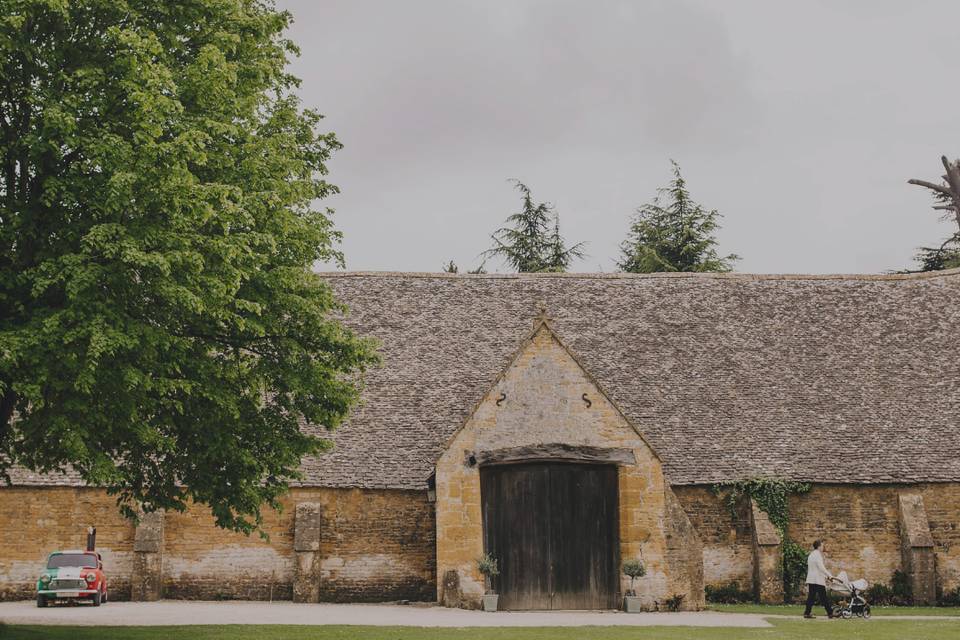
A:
[433,312,704,610]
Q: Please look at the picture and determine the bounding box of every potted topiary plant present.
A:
[622,558,646,613]
[477,553,500,612]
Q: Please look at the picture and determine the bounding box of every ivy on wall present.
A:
[711,477,812,602]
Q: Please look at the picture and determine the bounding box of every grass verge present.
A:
[708,602,960,617]
[0,620,958,640]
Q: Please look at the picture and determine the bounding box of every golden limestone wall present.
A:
[435,324,704,610]
[3,480,958,604]
[673,486,755,591]
[0,486,435,602]
[787,485,904,588]
[0,487,136,600]
[921,484,960,593]
[676,483,960,601]
[788,484,960,596]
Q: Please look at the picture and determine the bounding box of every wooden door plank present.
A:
[480,462,619,611]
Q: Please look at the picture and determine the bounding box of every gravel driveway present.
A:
[0,600,771,627]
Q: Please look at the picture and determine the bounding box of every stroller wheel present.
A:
[840,608,852,619]
[861,604,871,619]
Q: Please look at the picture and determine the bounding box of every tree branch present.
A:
[907,179,953,197]
[942,156,960,200]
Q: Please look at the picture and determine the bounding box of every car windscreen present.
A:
[47,553,98,569]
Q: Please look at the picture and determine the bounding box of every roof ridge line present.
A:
[319,267,960,282]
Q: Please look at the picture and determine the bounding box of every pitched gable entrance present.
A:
[434,316,704,610]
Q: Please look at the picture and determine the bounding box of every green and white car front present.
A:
[36,551,104,606]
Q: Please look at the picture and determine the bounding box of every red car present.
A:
[36,550,108,607]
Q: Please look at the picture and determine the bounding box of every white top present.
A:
[805,548,833,586]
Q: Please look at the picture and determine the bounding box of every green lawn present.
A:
[708,602,960,617]
[1,621,959,640]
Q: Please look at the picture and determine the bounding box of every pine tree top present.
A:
[618,162,739,274]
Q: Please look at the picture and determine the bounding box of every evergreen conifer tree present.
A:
[485,181,585,272]
[618,162,738,273]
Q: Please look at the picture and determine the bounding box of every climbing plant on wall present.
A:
[711,477,811,603]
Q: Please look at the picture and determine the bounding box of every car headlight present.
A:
[85,573,97,583]
[39,574,51,584]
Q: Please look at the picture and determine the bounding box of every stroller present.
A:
[829,571,872,619]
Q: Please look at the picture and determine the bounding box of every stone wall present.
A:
[434,323,704,610]
[3,479,959,605]
[0,487,136,601]
[0,486,435,602]
[921,484,960,594]
[676,483,960,602]
[787,485,903,588]
[673,486,754,591]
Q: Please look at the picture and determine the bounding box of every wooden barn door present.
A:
[480,462,619,610]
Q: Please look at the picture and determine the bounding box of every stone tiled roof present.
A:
[299,269,960,489]
[11,268,960,489]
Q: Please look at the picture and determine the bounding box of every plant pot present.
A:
[482,594,499,612]
[624,595,644,613]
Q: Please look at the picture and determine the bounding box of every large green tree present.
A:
[907,156,960,271]
[618,162,739,273]
[485,180,585,272]
[0,0,377,533]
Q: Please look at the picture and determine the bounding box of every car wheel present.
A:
[92,590,101,607]
[36,594,48,608]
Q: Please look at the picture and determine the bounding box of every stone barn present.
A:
[2,269,959,609]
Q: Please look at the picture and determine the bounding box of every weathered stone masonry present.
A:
[0,488,135,601]
[676,484,960,602]
[293,502,322,603]
[0,487,435,602]
[131,510,163,601]
[5,481,958,604]
[435,322,704,610]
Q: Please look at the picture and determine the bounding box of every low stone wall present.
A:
[676,483,960,603]
[0,487,436,603]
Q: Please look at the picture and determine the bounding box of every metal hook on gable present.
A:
[582,393,592,408]
[496,392,506,407]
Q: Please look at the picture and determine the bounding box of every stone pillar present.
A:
[131,511,164,601]
[898,494,936,605]
[293,502,322,603]
[750,500,783,604]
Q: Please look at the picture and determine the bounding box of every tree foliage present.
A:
[485,180,585,272]
[907,156,960,272]
[618,162,738,273]
[0,0,378,533]
[442,259,487,274]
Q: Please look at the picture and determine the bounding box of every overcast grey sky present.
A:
[278,0,960,274]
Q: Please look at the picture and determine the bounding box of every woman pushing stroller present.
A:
[803,540,835,619]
